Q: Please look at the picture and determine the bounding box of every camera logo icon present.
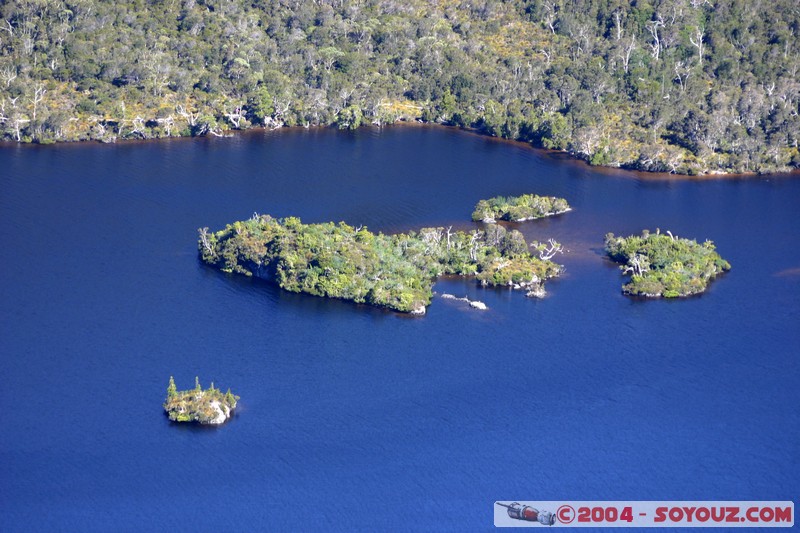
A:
[496,502,556,526]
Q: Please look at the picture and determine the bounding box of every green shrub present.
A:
[605,230,731,298]
[200,215,566,313]
[471,194,571,222]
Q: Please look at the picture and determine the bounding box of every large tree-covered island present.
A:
[199,214,565,314]
[163,377,239,425]
[604,230,731,298]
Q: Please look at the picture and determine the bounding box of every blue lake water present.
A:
[0,126,798,531]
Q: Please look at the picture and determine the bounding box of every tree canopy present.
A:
[605,230,731,297]
[1,0,799,174]
[472,193,570,222]
[199,214,565,313]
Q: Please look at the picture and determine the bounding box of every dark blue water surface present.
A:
[1,126,798,532]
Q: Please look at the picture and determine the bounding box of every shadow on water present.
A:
[199,260,408,319]
[163,416,231,433]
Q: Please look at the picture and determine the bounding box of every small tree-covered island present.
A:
[163,377,239,425]
[604,230,731,298]
[472,194,571,223]
[199,214,566,314]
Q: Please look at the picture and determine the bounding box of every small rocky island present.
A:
[199,214,567,314]
[471,194,571,223]
[163,377,239,425]
[604,230,731,297]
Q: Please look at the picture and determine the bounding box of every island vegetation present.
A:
[163,376,239,425]
[1,0,799,175]
[199,213,565,314]
[472,194,570,222]
[604,230,731,298]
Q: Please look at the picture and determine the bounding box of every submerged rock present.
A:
[440,293,488,310]
[525,284,546,298]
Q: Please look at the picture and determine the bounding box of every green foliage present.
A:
[167,376,177,399]
[224,389,236,407]
[539,113,570,151]
[163,377,240,425]
[336,105,363,130]
[246,86,275,125]
[199,214,566,313]
[604,230,731,298]
[0,0,797,174]
[472,194,571,222]
[476,255,561,287]
[438,89,457,123]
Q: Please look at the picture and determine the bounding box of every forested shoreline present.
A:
[1,0,799,174]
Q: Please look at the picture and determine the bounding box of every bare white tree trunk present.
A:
[468,231,483,262]
[623,254,650,276]
[1,19,14,37]
[542,1,557,34]
[620,36,636,73]
[674,61,690,93]
[131,116,146,137]
[30,84,46,122]
[224,107,244,128]
[537,239,564,260]
[13,117,29,141]
[689,26,705,67]
[0,65,16,87]
[613,10,624,41]
[198,227,214,254]
[156,116,174,136]
[176,105,198,126]
[646,16,664,61]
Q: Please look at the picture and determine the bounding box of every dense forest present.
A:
[1,0,799,174]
